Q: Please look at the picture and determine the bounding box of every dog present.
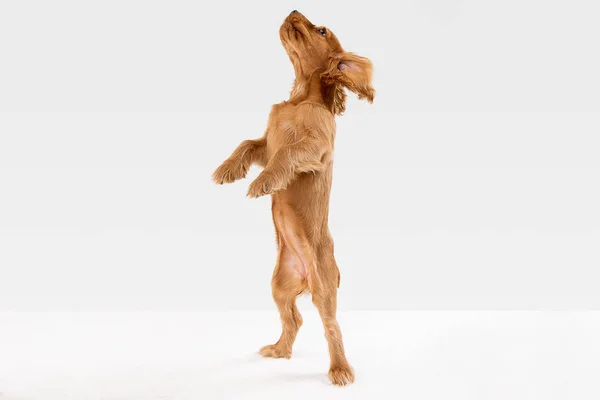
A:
[212,10,374,386]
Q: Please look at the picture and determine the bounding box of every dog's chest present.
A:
[277,120,298,139]
[266,112,302,156]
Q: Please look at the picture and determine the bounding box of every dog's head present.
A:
[279,10,375,114]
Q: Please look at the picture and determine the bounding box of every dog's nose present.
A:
[290,10,299,15]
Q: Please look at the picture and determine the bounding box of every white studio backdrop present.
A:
[0,0,599,311]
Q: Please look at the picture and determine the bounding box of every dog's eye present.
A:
[317,28,326,36]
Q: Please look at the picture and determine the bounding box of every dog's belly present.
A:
[272,202,311,286]
[280,242,308,281]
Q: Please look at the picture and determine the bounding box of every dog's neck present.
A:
[288,68,344,115]
[289,70,326,106]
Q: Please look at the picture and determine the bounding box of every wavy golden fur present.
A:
[212,10,374,386]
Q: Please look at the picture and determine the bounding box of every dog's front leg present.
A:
[247,133,329,198]
[212,138,266,184]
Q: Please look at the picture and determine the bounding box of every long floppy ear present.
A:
[323,52,375,103]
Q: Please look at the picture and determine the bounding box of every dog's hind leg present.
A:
[312,251,354,386]
[259,243,305,359]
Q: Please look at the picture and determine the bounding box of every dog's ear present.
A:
[323,52,375,104]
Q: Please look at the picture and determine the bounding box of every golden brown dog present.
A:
[212,10,374,386]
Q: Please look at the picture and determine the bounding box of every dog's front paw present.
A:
[259,344,291,359]
[247,171,280,198]
[212,161,246,184]
[328,364,355,386]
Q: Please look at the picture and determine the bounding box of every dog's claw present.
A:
[328,365,355,386]
[259,344,291,359]
[212,161,247,185]
[247,172,278,198]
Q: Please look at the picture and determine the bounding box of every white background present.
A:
[1,0,600,312]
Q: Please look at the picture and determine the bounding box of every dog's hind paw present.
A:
[328,364,355,386]
[259,344,292,359]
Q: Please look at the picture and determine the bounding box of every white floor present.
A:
[1,310,599,400]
